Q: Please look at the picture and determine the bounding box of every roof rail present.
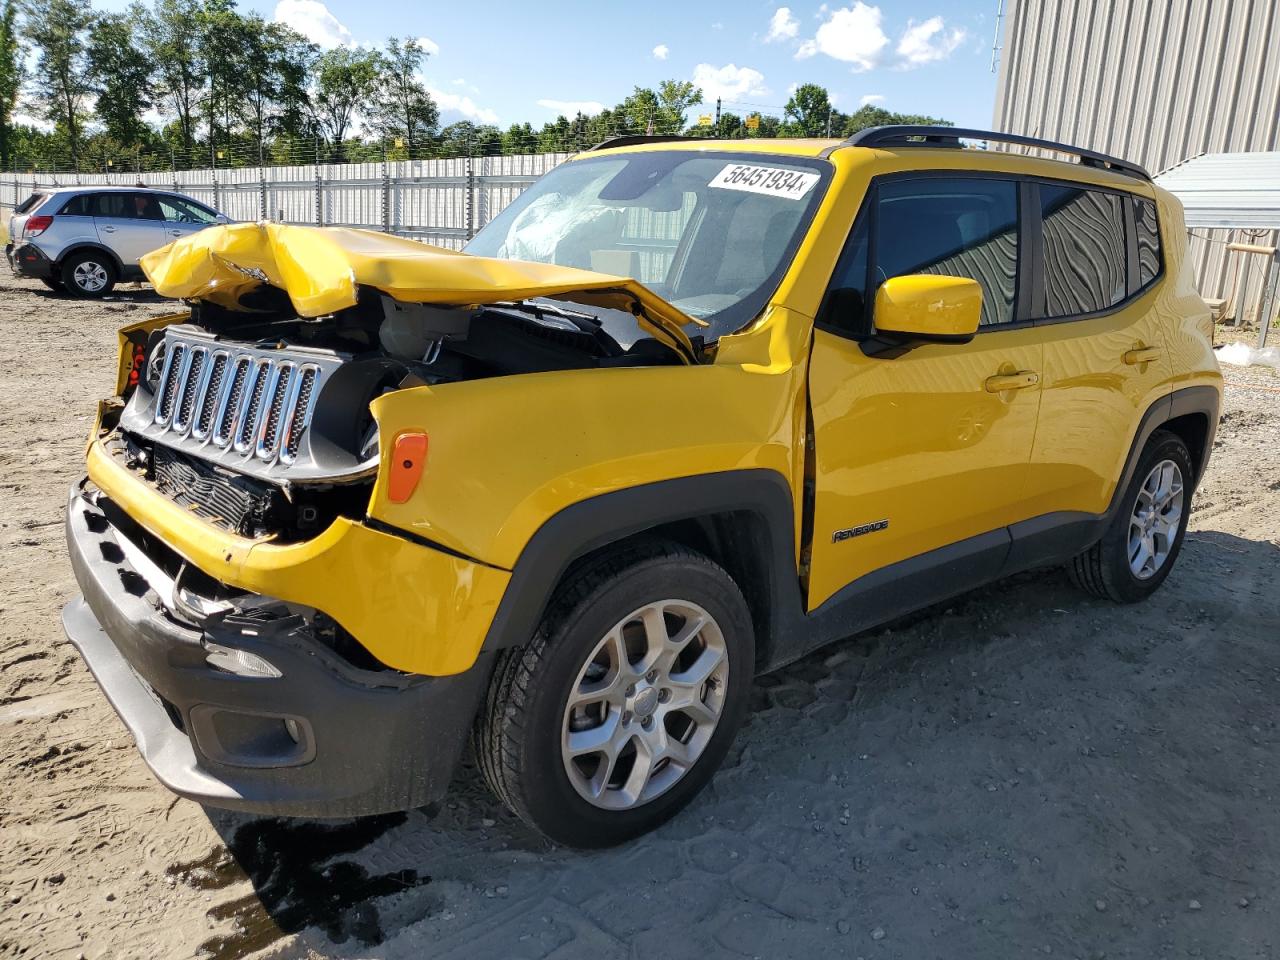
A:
[844,125,1151,180]
[590,135,702,151]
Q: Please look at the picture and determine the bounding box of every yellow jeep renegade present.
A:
[63,126,1220,847]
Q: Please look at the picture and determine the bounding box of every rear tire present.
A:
[1068,429,1194,602]
[40,276,65,292]
[61,251,116,298]
[473,542,754,848]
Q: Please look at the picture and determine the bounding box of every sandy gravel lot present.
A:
[1,273,1277,960]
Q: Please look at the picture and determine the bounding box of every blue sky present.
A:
[99,0,1005,131]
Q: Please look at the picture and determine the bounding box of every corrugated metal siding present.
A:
[1155,151,1280,229]
[994,0,1280,323]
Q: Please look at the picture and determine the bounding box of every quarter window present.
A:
[1039,185,1127,317]
[1133,197,1161,288]
[875,178,1020,328]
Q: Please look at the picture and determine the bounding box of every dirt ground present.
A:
[1,273,1278,960]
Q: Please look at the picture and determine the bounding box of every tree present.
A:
[656,79,701,132]
[840,104,951,137]
[0,0,21,169]
[143,0,204,154]
[784,83,833,137]
[236,17,316,157]
[87,7,153,146]
[311,46,381,160]
[22,0,94,165]
[370,37,438,151]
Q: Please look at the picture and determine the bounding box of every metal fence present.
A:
[2,152,570,248]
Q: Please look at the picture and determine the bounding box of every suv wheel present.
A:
[40,277,65,292]
[474,542,754,847]
[61,251,116,298]
[1068,429,1194,602]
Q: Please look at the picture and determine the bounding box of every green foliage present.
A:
[370,37,438,146]
[22,0,94,162]
[840,104,952,137]
[311,46,381,160]
[87,7,153,146]
[0,0,21,168]
[784,82,833,137]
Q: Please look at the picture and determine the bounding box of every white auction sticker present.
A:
[708,163,820,199]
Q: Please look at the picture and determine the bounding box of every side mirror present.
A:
[873,275,982,344]
[215,214,231,224]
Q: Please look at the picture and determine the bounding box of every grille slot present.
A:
[148,334,325,467]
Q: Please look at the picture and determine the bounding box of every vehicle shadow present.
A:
[171,527,1280,960]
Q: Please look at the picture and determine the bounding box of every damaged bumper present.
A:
[63,480,494,817]
[6,241,55,279]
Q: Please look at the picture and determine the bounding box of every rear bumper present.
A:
[6,241,54,279]
[64,480,493,817]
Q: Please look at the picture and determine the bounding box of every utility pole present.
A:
[826,106,832,138]
[715,97,721,126]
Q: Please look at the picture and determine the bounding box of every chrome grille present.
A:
[150,338,324,467]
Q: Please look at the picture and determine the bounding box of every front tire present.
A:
[1068,429,1194,602]
[61,251,116,298]
[474,542,754,847]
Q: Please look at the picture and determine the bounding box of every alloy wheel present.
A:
[560,599,729,810]
[73,260,109,293]
[1128,458,1184,579]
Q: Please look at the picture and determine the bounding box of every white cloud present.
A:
[860,93,885,106]
[652,43,669,60]
[536,99,606,117]
[796,2,888,72]
[896,16,967,66]
[765,7,799,42]
[272,0,353,49]
[425,84,499,124]
[691,63,768,102]
[414,35,440,57]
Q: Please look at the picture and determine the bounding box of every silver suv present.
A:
[6,187,230,297]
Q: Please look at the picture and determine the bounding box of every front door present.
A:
[807,174,1043,610]
[92,192,167,265]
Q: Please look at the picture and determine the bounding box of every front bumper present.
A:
[7,241,55,279]
[64,481,494,817]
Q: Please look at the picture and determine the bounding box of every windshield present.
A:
[465,151,830,340]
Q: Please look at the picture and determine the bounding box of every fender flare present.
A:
[480,469,804,655]
[1107,384,1220,519]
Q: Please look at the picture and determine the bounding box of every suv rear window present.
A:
[1133,197,1162,289]
[1039,185,1127,318]
[15,193,46,215]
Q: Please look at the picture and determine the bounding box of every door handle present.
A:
[984,370,1040,392]
[1123,347,1160,365]
[100,225,116,233]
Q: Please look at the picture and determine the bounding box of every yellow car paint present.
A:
[92,138,1219,677]
[86,436,510,676]
[873,275,983,340]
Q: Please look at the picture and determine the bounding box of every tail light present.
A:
[24,215,54,237]
[387,432,428,503]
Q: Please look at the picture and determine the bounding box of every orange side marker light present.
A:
[388,432,428,503]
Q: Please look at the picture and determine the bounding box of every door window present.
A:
[875,178,1020,328]
[821,177,1021,334]
[1039,185,1127,317]
[88,193,163,220]
[157,195,219,225]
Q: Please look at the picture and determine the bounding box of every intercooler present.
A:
[151,445,281,537]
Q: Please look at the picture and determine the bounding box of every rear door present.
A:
[1019,182,1171,522]
[91,192,167,265]
[806,174,1044,610]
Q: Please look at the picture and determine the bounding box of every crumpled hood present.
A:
[140,222,703,362]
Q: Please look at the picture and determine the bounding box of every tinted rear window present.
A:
[1039,185,1127,318]
[15,193,47,215]
[1133,197,1162,289]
